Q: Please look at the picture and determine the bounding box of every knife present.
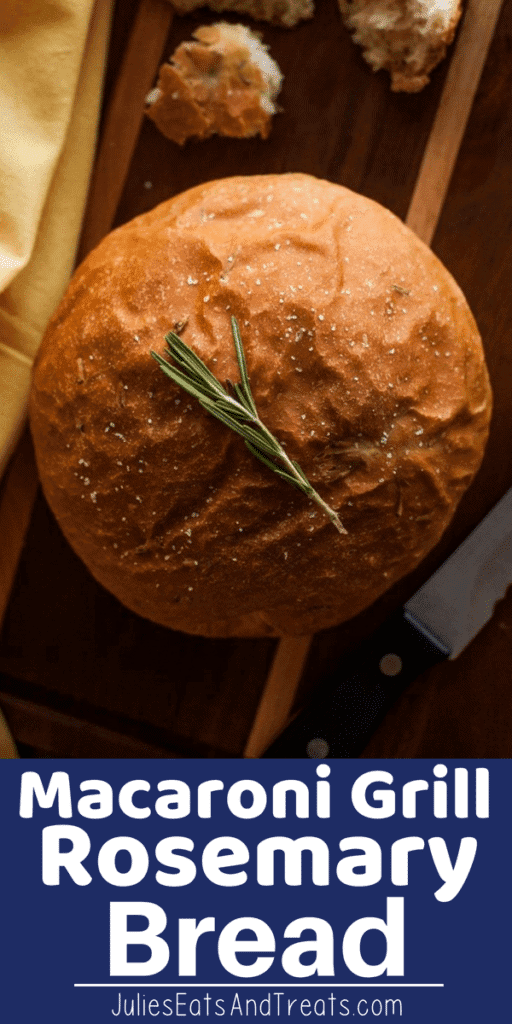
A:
[263,487,512,758]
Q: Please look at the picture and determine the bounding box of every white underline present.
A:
[74,983,444,989]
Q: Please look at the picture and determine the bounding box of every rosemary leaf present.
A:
[151,353,216,403]
[165,332,225,394]
[196,401,259,444]
[239,423,288,459]
[231,315,258,416]
[244,440,304,490]
[233,381,253,413]
[199,395,253,425]
[200,404,279,459]
[292,459,312,487]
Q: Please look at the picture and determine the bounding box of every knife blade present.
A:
[263,487,512,759]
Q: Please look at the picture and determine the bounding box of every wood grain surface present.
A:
[1,0,511,758]
[77,0,173,260]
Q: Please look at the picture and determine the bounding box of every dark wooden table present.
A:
[1,0,511,758]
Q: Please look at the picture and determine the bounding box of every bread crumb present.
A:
[338,0,463,92]
[146,22,283,144]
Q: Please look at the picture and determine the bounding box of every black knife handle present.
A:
[263,610,450,758]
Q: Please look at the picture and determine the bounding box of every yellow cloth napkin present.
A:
[0,0,114,756]
[0,0,113,479]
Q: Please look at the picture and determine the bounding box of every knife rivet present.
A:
[379,653,403,676]
[306,738,330,758]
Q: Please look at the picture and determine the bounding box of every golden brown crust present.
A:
[338,0,463,93]
[146,23,282,145]
[30,173,492,637]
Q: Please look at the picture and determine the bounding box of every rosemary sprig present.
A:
[151,317,346,535]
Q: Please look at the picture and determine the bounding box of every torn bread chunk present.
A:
[146,22,283,144]
[338,0,463,92]
[168,0,314,28]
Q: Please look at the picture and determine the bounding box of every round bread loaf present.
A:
[29,173,492,637]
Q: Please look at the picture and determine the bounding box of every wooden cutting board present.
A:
[1,0,511,758]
